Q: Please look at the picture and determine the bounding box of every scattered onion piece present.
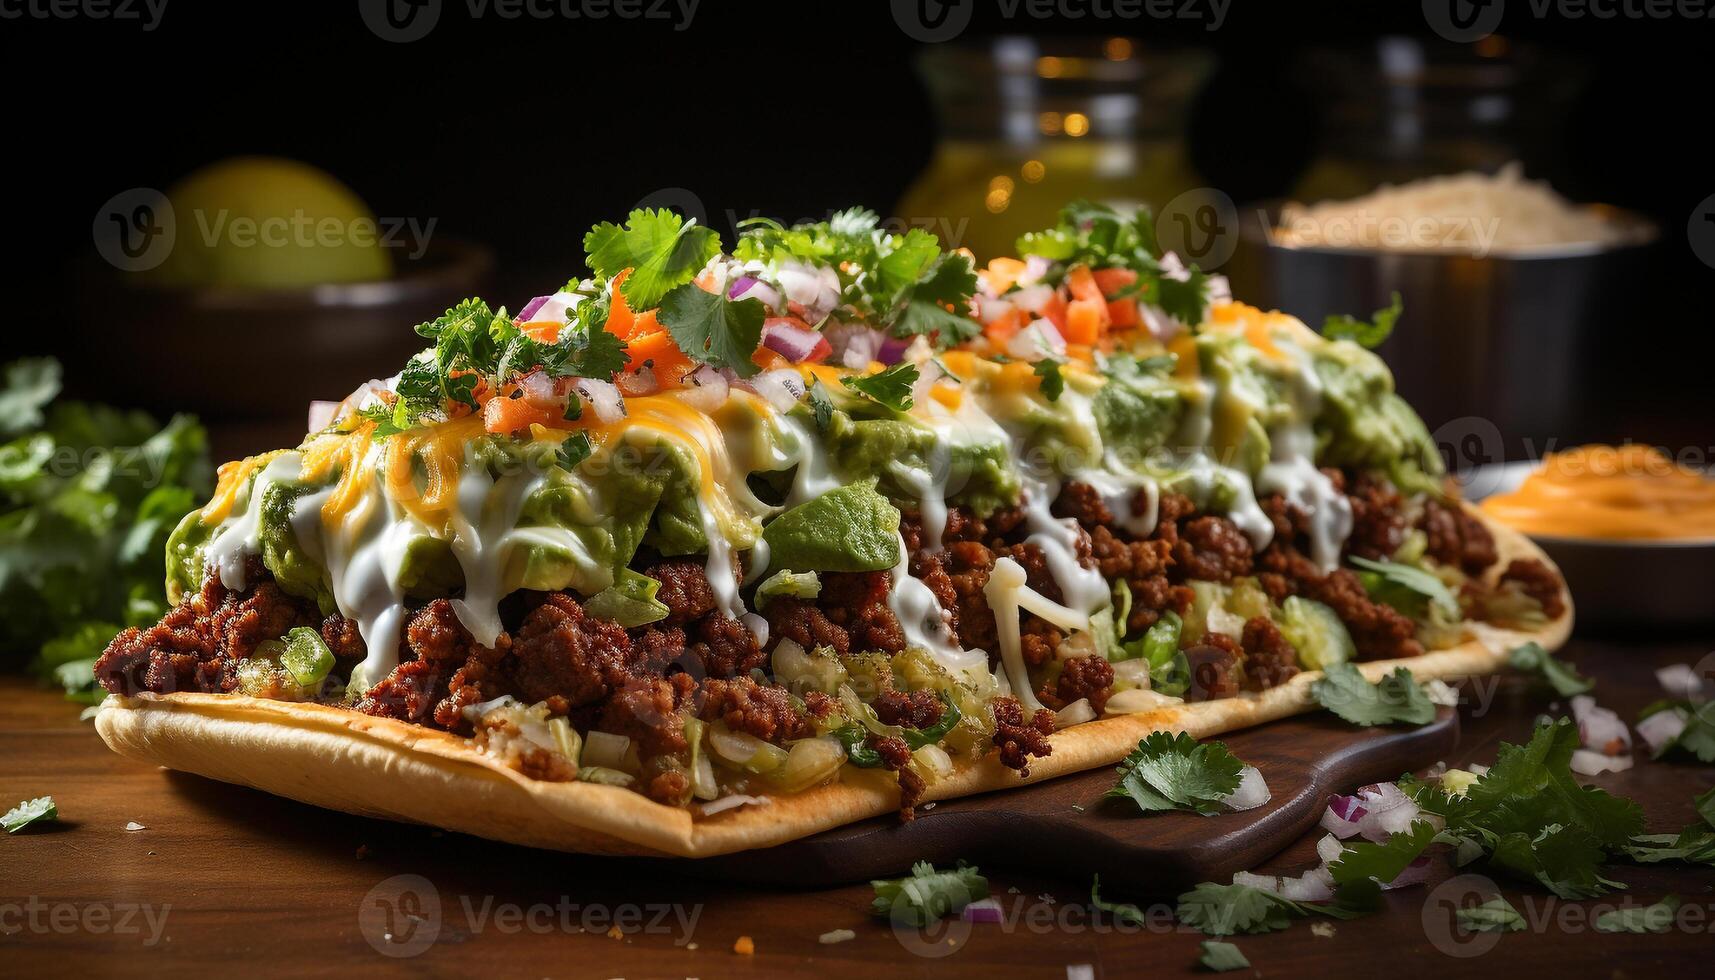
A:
[1571,695,1632,755]
[961,898,1004,923]
[1636,709,1688,754]
[1570,748,1634,776]
[1222,766,1271,812]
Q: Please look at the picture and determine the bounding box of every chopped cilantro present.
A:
[3,796,57,833]
[1595,895,1681,934]
[583,208,721,310]
[1456,896,1525,933]
[656,284,765,378]
[1621,829,1715,865]
[1033,357,1066,401]
[806,380,835,432]
[556,431,595,471]
[1508,641,1594,697]
[869,861,988,927]
[841,363,918,413]
[1636,699,1715,762]
[1105,731,1245,816]
[1013,199,1213,328]
[1311,662,1437,727]
[1328,819,1437,888]
[1322,293,1404,349]
[1199,941,1250,972]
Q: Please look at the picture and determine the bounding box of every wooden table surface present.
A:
[5,635,1713,978]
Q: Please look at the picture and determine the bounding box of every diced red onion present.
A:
[306,400,341,433]
[751,368,807,413]
[1380,856,1434,891]
[518,294,552,321]
[1636,709,1688,754]
[1006,318,1067,360]
[574,378,625,424]
[1222,766,1271,812]
[730,276,783,313]
[1656,663,1710,702]
[760,318,830,363]
[1570,748,1634,776]
[679,365,729,412]
[1020,255,1052,286]
[775,261,840,324]
[1350,783,1423,841]
[877,336,911,365]
[518,290,580,326]
[1571,695,1632,755]
[962,898,1004,924]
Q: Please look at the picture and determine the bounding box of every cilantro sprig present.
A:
[1508,641,1594,697]
[842,363,918,413]
[1013,199,1213,327]
[1311,662,1437,727]
[1322,292,1403,349]
[1105,731,1245,815]
[584,208,720,310]
[869,861,988,926]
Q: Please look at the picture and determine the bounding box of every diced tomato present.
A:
[1066,264,1107,306]
[1040,291,1069,332]
[1064,298,1107,345]
[1091,267,1138,297]
[752,348,791,371]
[983,307,1024,346]
[1107,298,1140,329]
[980,256,1027,295]
[484,393,556,434]
[623,330,695,390]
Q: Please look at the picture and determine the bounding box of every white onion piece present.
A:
[1159,252,1192,282]
[1571,695,1632,754]
[1232,871,1279,893]
[1112,659,1151,689]
[751,368,806,413]
[519,369,558,407]
[1424,679,1460,707]
[1570,748,1634,776]
[975,294,1014,323]
[1278,868,1335,902]
[1005,318,1067,360]
[731,277,783,313]
[1316,833,1345,866]
[1636,709,1688,754]
[1353,783,1422,841]
[1055,698,1096,728]
[1469,763,1490,776]
[776,260,841,324]
[1656,663,1710,702]
[519,289,582,326]
[1321,807,1362,839]
[1206,275,1232,305]
[1020,255,1053,287]
[573,378,625,423]
[306,400,341,433]
[913,743,954,780]
[1222,766,1271,812]
[962,898,1005,923]
[699,794,772,816]
[1008,284,1055,314]
[679,365,729,413]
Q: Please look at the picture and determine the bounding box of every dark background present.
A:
[4,0,1712,450]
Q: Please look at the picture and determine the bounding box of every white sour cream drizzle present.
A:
[207,454,302,591]
[1256,336,1352,573]
[449,464,544,648]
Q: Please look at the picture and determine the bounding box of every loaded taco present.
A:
[93,202,1570,857]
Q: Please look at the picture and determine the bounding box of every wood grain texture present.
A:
[4,637,1711,979]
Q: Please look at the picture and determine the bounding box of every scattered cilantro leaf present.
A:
[1595,895,1681,934]
[875,228,943,296]
[1090,875,1149,925]
[1349,555,1460,619]
[1199,940,1250,972]
[1033,357,1066,401]
[3,796,57,833]
[656,284,766,378]
[583,208,721,310]
[1328,820,1438,888]
[806,381,835,432]
[1105,731,1245,815]
[0,358,62,438]
[869,861,988,927]
[1456,896,1525,933]
[556,432,594,471]
[1621,829,1715,865]
[1311,662,1437,727]
[1698,786,1715,830]
[841,363,918,413]
[1508,641,1594,697]
[1322,293,1403,349]
[1176,883,1302,936]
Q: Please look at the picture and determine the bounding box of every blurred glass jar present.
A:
[1289,36,1581,202]
[898,37,1211,263]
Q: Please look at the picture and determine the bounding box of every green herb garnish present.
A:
[1322,292,1403,349]
[869,861,988,926]
[1106,731,1245,815]
[1311,662,1437,727]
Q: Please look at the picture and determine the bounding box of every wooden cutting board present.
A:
[677,708,1458,893]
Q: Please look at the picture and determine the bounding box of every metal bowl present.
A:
[1227,202,1658,463]
[1461,461,1715,629]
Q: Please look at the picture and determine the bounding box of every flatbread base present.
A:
[95,513,1571,858]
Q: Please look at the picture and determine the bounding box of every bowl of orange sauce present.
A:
[1469,445,1715,627]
